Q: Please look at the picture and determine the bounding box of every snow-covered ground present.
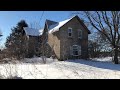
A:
[91,57,112,62]
[0,57,120,79]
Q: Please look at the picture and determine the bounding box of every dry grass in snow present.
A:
[0,57,120,79]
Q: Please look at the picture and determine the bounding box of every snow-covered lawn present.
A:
[0,57,120,79]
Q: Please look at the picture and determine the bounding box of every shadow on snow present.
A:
[66,59,120,71]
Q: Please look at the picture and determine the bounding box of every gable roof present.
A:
[46,19,58,29]
[46,17,72,33]
[24,15,91,36]
[46,15,91,34]
[74,15,91,34]
[24,27,43,36]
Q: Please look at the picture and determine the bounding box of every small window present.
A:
[78,30,82,39]
[68,28,72,37]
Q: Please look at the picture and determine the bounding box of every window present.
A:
[68,28,72,37]
[73,45,79,56]
[70,45,81,56]
[78,30,82,39]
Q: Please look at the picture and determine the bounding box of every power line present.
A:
[40,11,44,22]
[39,11,44,29]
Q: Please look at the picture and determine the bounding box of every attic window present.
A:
[78,29,82,39]
[68,28,72,37]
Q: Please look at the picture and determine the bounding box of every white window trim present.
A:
[68,27,72,37]
[78,29,82,39]
[70,45,81,56]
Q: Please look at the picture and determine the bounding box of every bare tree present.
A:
[88,31,112,58]
[72,11,120,64]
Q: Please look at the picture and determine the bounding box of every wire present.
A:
[40,11,44,22]
[39,11,44,29]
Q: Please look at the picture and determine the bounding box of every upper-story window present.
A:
[78,29,82,39]
[68,28,72,37]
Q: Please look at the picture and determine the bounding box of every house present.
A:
[23,15,90,60]
[23,27,43,57]
[41,15,91,60]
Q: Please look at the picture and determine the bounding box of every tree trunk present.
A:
[114,48,119,64]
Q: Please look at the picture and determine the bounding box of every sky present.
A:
[0,11,72,48]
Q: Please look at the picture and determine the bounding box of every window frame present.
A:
[73,45,79,56]
[68,27,72,37]
[70,45,81,56]
[78,29,82,39]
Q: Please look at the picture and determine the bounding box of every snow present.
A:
[24,27,43,36]
[1,57,120,79]
[49,17,73,34]
[23,16,78,36]
[91,57,112,62]
[39,29,43,36]
[23,57,57,64]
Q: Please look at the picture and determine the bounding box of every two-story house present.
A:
[41,15,91,60]
[23,15,90,60]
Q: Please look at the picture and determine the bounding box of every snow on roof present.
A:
[24,27,43,36]
[48,18,71,33]
[39,29,43,36]
[24,15,87,36]
[48,16,77,34]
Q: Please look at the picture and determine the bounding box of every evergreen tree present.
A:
[5,20,28,60]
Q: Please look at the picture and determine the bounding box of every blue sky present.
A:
[0,11,72,48]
